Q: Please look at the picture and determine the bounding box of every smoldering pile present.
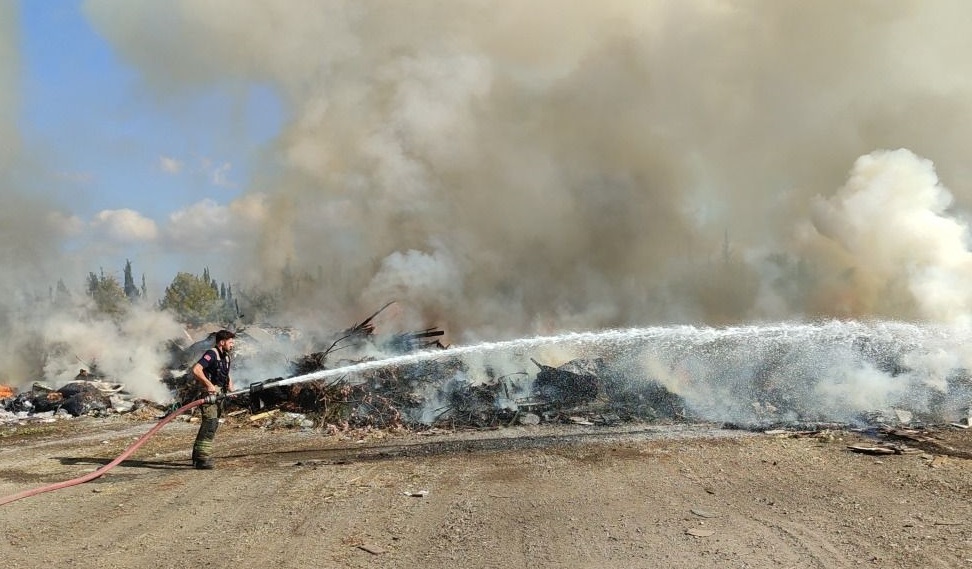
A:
[204,319,972,432]
[4,313,972,433]
[0,327,689,430]
[238,352,688,431]
[156,305,689,431]
[0,372,155,424]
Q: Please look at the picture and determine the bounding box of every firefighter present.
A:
[190,329,236,469]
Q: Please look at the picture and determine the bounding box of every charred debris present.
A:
[1,374,136,419]
[5,306,961,433]
[0,304,687,430]
[164,303,688,430]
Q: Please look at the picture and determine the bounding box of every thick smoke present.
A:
[6,2,972,417]
[81,1,972,339]
[810,149,972,324]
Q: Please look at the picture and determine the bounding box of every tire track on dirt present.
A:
[748,515,851,568]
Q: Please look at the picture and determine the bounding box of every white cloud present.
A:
[91,209,159,242]
[164,198,234,251]
[158,155,183,174]
[162,195,266,254]
[200,157,235,188]
[211,161,234,187]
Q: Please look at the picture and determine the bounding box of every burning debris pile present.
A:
[247,308,665,427]
[3,317,972,432]
[0,304,687,430]
[157,304,687,430]
[224,321,972,431]
[0,372,150,424]
[240,353,687,430]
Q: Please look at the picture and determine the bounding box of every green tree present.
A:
[159,272,221,325]
[87,269,127,317]
[123,259,141,302]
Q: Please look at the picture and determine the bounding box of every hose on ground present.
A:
[0,398,207,507]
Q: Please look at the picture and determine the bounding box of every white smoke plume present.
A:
[810,149,972,324]
[38,306,185,401]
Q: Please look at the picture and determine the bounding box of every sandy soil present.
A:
[2,413,972,569]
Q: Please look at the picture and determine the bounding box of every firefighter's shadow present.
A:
[55,457,192,470]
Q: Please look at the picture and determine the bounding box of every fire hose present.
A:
[0,382,274,507]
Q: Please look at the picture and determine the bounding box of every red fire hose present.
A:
[0,397,208,507]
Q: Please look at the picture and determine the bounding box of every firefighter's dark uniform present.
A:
[192,348,231,468]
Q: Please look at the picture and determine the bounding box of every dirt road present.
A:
[2,415,971,568]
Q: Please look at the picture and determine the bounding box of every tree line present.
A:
[53,260,245,326]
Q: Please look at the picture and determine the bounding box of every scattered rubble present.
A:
[4,307,972,435]
[0,378,155,425]
[760,423,972,462]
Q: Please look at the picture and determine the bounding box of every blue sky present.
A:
[19,1,284,222]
